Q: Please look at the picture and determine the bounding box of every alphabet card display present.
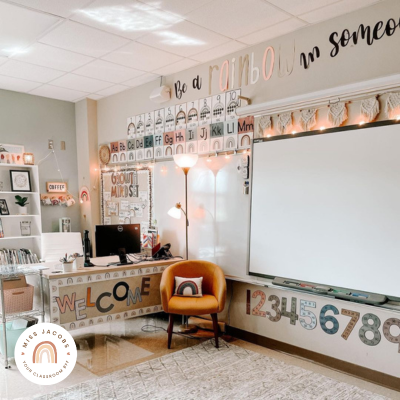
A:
[127,117,136,139]
[155,109,165,135]
[238,116,254,149]
[136,137,144,161]
[174,129,185,154]
[118,140,127,162]
[135,114,145,137]
[224,119,238,150]
[198,125,210,154]
[163,131,174,157]
[154,134,163,159]
[226,89,241,120]
[144,135,154,160]
[199,97,212,126]
[127,139,135,162]
[212,94,226,123]
[165,106,175,132]
[186,128,198,154]
[175,103,187,130]
[210,122,224,151]
[186,100,199,129]
[110,142,119,163]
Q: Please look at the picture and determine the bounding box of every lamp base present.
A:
[177,324,198,334]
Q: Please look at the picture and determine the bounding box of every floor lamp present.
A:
[168,153,198,334]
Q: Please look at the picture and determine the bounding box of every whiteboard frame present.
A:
[247,118,400,300]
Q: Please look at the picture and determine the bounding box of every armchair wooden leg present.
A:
[167,314,174,349]
[211,313,219,348]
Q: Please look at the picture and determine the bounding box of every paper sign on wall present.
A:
[186,128,198,154]
[210,123,224,151]
[164,106,175,132]
[198,125,210,154]
[226,89,241,120]
[155,109,165,135]
[144,135,154,160]
[175,103,187,130]
[187,100,199,129]
[199,97,212,126]
[174,129,185,154]
[145,111,154,136]
[127,117,136,139]
[163,131,175,158]
[135,114,145,137]
[212,94,226,123]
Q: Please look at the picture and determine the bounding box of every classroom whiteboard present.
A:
[249,123,400,298]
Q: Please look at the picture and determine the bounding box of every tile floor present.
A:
[0,314,399,399]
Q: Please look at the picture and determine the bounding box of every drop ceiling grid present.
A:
[0,0,384,101]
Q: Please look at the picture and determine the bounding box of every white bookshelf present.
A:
[0,164,42,261]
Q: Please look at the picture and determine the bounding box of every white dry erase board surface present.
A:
[249,123,400,298]
[154,155,250,279]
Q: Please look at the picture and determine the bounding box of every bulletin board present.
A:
[100,167,153,235]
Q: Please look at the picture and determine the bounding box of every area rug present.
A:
[35,339,387,400]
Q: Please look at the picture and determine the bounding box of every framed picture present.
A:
[0,218,3,238]
[0,199,9,215]
[10,170,31,192]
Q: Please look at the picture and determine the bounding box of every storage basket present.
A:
[0,284,34,314]
[0,322,27,358]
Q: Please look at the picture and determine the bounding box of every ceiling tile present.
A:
[299,0,381,24]
[87,93,104,100]
[191,40,247,63]
[239,18,307,45]
[73,59,144,83]
[0,75,41,93]
[96,84,130,96]
[103,42,182,71]
[30,84,88,101]
[50,74,113,92]
[8,0,94,18]
[12,43,94,72]
[0,60,65,83]
[39,21,130,58]
[153,58,199,75]
[138,20,230,57]
[185,0,288,39]
[71,0,183,41]
[0,2,60,57]
[123,73,159,88]
[266,0,340,16]
[140,0,214,16]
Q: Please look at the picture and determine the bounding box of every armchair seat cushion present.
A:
[168,294,219,315]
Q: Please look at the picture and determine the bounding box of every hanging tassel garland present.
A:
[360,97,380,122]
[300,109,317,131]
[328,102,348,127]
[277,112,292,135]
[258,115,272,137]
[386,93,400,119]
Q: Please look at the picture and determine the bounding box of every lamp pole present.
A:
[183,167,189,260]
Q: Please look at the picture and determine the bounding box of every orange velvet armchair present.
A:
[160,260,226,348]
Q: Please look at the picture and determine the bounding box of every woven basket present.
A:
[0,284,34,314]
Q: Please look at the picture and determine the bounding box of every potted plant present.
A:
[15,195,29,215]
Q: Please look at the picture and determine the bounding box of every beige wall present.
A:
[0,89,80,232]
[97,0,400,144]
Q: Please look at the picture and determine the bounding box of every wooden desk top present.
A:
[41,257,182,280]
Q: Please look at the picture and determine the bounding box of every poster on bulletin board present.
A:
[101,167,153,236]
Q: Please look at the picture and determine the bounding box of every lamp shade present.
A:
[173,154,198,169]
[168,206,182,219]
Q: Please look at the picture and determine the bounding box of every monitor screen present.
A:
[95,224,141,257]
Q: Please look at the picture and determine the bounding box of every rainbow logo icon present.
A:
[176,280,199,296]
[32,341,57,364]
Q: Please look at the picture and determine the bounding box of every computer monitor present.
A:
[95,224,141,257]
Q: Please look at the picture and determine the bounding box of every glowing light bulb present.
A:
[267,134,271,138]
[396,115,400,121]
[291,131,296,135]
[359,121,365,126]
[320,126,326,131]
[225,154,230,159]
[80,199,83,204]
[207,156,212,163]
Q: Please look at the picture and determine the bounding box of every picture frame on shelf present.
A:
[10,170,31,192]
[0,199,9,215]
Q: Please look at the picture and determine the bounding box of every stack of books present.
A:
[0,248,39,266]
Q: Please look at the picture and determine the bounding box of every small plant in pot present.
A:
[15,195,29,215]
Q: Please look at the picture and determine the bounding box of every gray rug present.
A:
[36,339,387,400]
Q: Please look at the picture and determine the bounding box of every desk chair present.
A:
[160,260,226,348]
[41,232,83,262]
